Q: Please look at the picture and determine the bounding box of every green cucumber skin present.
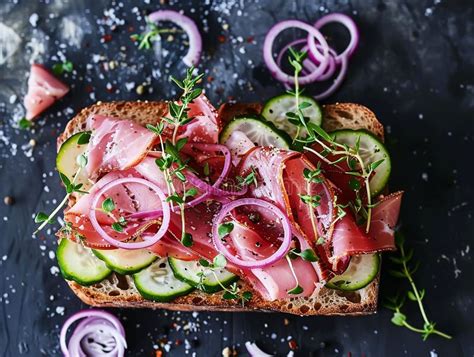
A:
[57,239,112,286]
[331,129,391,196]
[92,249,157,275]
[168,258,239,294]
[132,276,195,303]
[326,254,380,291]
[219,115,292,149]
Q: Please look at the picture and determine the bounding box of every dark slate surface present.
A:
[0,0,473,356]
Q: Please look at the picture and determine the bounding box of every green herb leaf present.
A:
[299,101,312,110]
[185,187,198,198]
[18,118,33,130]
[223,291,238,300]
[182,232,193,247]
[218,222,234,238]
[213,254,227,268]
[52,61,73,75]
[288,285,304,295]
[370,158,385,171]
[299,248,319,262]
[111,222,124,233]
[349,177,361,191]
[242,291,253,301]
[34,212,50,223]
[203,162,210,176]
[407,291,417,301]
[199,258,210,267]
[102,197,115,213]
[176,137,188,151]
[391,312,407,327]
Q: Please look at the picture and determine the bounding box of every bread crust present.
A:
[58,100,386,316]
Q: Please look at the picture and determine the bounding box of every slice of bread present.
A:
[58,100,384,316]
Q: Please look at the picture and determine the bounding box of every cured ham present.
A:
[179,95,220,144]
[85,115,157,179]
[24,64,69,120]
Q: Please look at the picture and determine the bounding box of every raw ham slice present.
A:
[328,191,403,269]
[85,115,157,179]
[24,64,69,120]
[222,130,255,166]
[65,170,165,249]
[228,222,318,300]
[147,234,199,261]
[179,95,220,144]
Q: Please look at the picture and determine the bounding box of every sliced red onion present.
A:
[301,44,337,82]
[310,12,359,63]
[148,10,202,67]
[313,49,348,101]
[185,143,231,188]
[245,341,274,357]
[263,20,330,85]
[89,177,170,249]
[60,310,126,357]
[212,198,292,268]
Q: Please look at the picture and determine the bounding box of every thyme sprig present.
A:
[198,255,253,306]
[147,67,203,247]
[34,153,89,234]
[131,22,181,50]
[285,47,382,233]
[384,233,452,340]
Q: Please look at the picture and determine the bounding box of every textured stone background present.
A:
[0,0,473,355]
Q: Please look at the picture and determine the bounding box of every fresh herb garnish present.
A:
[384,233,452,340]
[102,197,115,213]
[34,149,89,234]
[130,22,180,50]
[286,255,304,295]
[289,248,319,262]
[197,255,252,306]
[77,131,91,145]
[18,118,33,130]
[52,61,73,75]
[285,49,383,233]
[236,168,258,188]
[146,67,203,247]
[218,222,234,239]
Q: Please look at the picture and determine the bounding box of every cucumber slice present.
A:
[92,248,157,275]
[56,131,91,191]
[331,130,391,196]
[133,259,194,302]
[220,115,291,149]
[57,239,111,286]
[168,257,238,293]
[326,254,380,291]
[262,94,322,138]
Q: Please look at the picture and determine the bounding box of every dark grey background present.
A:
[0,0,473,356]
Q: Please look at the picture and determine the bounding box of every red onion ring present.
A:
[148,10,202,67]
[263,20,330,85]
[212,198,292,268]
[89,178,170,249]
[310,12,359,63]
[60,310,126,357]
[313,49,348,100]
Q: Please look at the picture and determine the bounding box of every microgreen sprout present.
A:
[197,255,253,306]
[52,61,73,75]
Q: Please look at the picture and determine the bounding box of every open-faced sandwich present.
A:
[35,67,402,316]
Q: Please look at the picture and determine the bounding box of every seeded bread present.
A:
[58,100,385,316]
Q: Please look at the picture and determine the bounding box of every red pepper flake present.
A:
[217,35,226,43]
[106,85,116,94]
[101,34,113,43]
[85,85,94,93]
[288,339,298,350]
[246,36,255,43]
[207,76,214,83]
[128,26,135,33]
[215,87,224,95]
[174,339,183,346]
[155,351,163,357]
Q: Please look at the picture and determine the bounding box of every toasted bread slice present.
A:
[58,100,384,316]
